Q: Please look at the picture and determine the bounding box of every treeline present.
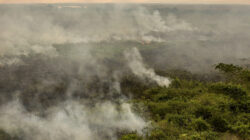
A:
[120,63,250,140]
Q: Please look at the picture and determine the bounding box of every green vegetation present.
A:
[0,130,11,140]
[0,63,249,140]
[120,63,250,140]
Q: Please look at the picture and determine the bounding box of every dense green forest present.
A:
[119,63,250,140]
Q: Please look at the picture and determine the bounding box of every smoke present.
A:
[125,48,171,87]
[0,99,146,140]
[0,4,196,67]
[0,28,151,139]
[0,4,250,139]
[1,4,249,73]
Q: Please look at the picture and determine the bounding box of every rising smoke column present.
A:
[124,47,171,87]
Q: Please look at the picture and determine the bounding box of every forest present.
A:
[120,63,250,140]
[0,62,249,140]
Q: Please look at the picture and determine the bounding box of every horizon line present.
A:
[1,2,250,5]
[1,0,250,5]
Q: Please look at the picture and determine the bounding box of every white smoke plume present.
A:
[0,99,146,140]
[0,5,196,67]
[124,48,171,87]
[0,34,149,139]
[1,4,249,72]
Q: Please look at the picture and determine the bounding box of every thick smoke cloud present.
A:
[0,4,196,67]
[0,99,146,140]
[1,4,249,72]
[0,41,150,139]
[0,4,177,139]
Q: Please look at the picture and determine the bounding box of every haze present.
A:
[1,0,250,4]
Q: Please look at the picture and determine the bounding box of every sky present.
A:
[0,0,250,4]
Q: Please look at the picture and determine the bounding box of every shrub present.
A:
[200,131,218,140]
[210,83,246,99]
[230,123,250,139]
[209,116,229,132]
[195,107,212,120]
[151,88,199,102]
[148,128,180,140]
[0,130,11,140]
[215,63,242,74]
[192,118,210,132]
[215,63,250,84]
[120,133,143,140]
[229,99,250,113]
[170,78,182,88]
[147,129,168,140]
[147,101,189,118]
[166,114,192,129]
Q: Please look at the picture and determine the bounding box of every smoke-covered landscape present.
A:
[0,3,249,140]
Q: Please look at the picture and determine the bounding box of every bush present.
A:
[192,118,210,132]
[120,133,143,140]
[215,63,242,74]
[151,88,200,102]
[170,78,182,88]
[0,130,11,140]
[166,114,192,129]
[230,123,250,139]
[195,107,212,120]
[229,99,250,113]
[148,129,168,140]
[209,116,229,132]
[147,101,189,118]
[215,63,250,84]
[189,133,202,140]
[200,131,218,140]
[210,83,246,99]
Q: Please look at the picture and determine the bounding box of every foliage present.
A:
[120,63,250,140]
[192,118,210,132]
[209,83,247,99]
[120,133,143,140]
[215,63,250,87]
[0,130,11,140]
[1,63,249,140]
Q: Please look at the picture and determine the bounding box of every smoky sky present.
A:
[0,4,249,72]
[0,4,250,140]
[1,0,250,4]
